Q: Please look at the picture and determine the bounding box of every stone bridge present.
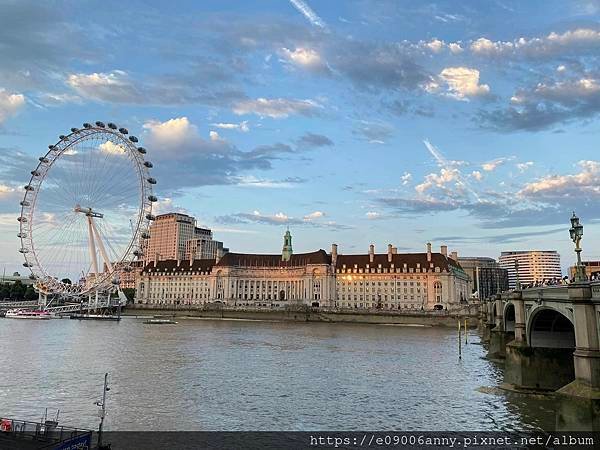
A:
[480,281,600,430]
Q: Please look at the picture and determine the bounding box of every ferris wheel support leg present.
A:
[38,291,47,310]
[89,218,114,274]
[87,217,99,278]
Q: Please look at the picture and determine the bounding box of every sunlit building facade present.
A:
[498,250,562,289]
[135,233,471,311]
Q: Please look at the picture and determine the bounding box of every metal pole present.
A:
[458,319,462,359]
[97,372,108,448]
[464,318,468,344]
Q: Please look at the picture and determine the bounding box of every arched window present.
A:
[434,281,442,303]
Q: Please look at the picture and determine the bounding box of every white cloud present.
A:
[366,211,381,219]
[519,160,600,198]
[448,42,464,54]
[0,184,15,196]
[0,88,25,124]
[142,117,196,147]
[415,168,461,193]
[99,141,126,155]
[401,172,412,185]
[210,121,249,132]
[233,97,322,119]
[152,198,189,215]
[471,170,483,181]
[67,70,141,103]
[254,210,289,223]
[280,47,326,71]
[234,176,299,188]
[482,157,511,171]
[534,78,600,101]
[516,161,534,172]
[303,211,325,220]
[209,130,221,141]
[438,67,490,100]
[469,28,600,59]
[425,39,445,53]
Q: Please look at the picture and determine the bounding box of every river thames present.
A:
[0,318,557,431]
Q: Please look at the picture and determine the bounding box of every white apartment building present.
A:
[498,250,562,289]
[184,228,228,261]
[144,213,226,262]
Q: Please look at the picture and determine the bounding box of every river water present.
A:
[0,318,557,431]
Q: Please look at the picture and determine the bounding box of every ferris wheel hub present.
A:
[74,205,104,218]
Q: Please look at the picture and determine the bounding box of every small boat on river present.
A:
[143,318,178,324]
[5,309,51,320]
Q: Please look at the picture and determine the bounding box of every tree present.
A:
[121,288,136,303]
[61,278,72,285]
[24,285,37,300]
[0,283,10,300]
[9,281,25,300]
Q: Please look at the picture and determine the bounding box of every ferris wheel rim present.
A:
[17,122,156,296]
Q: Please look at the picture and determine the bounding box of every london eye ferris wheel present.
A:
[17,122,157,297]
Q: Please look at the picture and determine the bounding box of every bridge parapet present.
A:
[522,286,570,302]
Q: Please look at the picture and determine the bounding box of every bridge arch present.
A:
[504,302,515,333]
[527,306,575,348]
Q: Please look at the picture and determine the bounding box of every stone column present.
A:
[489,294,507,359]
[556,282,600,430]
[510,290,526,343]
[482,299,494,343]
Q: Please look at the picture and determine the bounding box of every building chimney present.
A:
[451,251,458,261]
[440,245,448,257]
[392,246,397,254]
[427,242,432,262]
[387,244,393,262]
[369,244,375,263]
[331,243,338,267]
[154,252,159,268]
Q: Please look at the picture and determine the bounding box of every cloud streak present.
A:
[289,0,328,30]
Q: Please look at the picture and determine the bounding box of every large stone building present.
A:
[498,250,562,289]
[135,232,471,311]
[458,257,509,300]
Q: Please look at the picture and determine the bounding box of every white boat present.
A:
[5,309,51,320]
[143,318,178,324]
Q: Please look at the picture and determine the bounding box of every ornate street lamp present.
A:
[569,212,586,282]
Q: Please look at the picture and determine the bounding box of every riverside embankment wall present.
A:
[124,305,479,327]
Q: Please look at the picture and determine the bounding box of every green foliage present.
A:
[0,281,36,301]
[121,288,136,302]
[10,280,25,299]
[61,278,72,285]
[25,285,37,300]
[0,284,10,300]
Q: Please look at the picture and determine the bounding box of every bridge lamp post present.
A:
[569,212,586,282]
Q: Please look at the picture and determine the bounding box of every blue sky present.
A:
[2,0,600,274]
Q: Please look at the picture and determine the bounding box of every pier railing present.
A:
[0,417,92,448]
